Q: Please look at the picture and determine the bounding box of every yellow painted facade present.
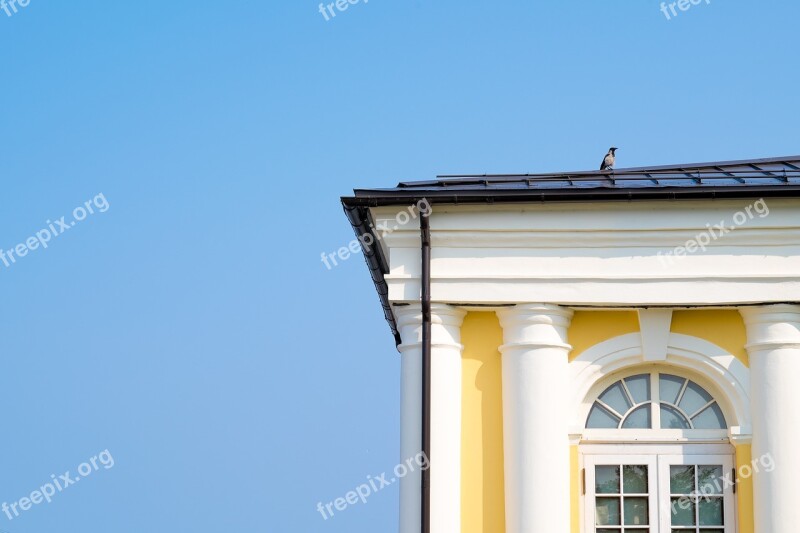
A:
[460,309,754,533]
[735,444,755,533]
[461,312,506,533]
[671,309,749,367]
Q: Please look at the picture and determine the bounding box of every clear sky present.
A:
[0,1,797,531]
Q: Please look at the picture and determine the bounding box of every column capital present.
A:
[395,303,467,353]
[497,303,573,352]
[740,304,800,353]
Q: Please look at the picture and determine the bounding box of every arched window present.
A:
[586,372,727,430]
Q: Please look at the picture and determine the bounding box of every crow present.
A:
[600,147,618,171]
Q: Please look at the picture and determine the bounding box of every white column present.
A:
[497,304,574,533]
[395,304,466,533]
[740,304,800,533]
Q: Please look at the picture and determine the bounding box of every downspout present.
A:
[420,210,432,533]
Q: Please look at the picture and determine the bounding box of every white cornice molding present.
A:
[387,278,800,306]
[373,199,800,306]
[379,227,800,249]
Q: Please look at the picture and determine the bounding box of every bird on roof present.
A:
[600,147,618,171]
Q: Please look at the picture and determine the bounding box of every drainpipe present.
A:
[420,210,432,533]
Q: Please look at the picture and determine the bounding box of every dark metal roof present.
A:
[347,156,800,206]
[341,155,800,345]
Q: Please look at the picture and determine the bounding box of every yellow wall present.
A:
[461,312,505,533]
[570,445,580,533]
[671,309,749,367]
[568,311,640,360]
[460,309,753,533]
[735,444,755,533]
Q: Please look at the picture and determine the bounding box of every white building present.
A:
[342,156,800,533]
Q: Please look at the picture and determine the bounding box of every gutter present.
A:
[420,211,432,533]
[346,184,800,207]
[342,203,401,345]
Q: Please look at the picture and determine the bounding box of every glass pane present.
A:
[596,497,621,525]
[624,374,651,403]
[599,382,633,415]
[661,405,691,429]
[596,530,618,533]
[623,465,648,494]
[698,530,724,533]
[697,465,724,495]
[624,497,649,526]
[699,497,724,526]
[660,374,686,404]
[670,497,696,526]
[587,403,621,429]
[679,381,713,415]
[670,465,695,494]
[621,404,652,429]
[692,403,727,429]
[596,465,621,494]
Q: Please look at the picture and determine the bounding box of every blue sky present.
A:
[0,1,797,531]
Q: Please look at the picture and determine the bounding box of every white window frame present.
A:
[657,454,736,533]
[582,369,730,444]
[582,445,737,533]
[584,454,659,532]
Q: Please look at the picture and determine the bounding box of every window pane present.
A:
[624,497,649,526]
[621,404,652,429]
[587,404,621,429]
[670,465,695,494]
[624,374,651,403]
[596,466,621,494]
[699,498,724,526]
[670,497,696,526]
[679,381,713,415]
[660,374,685,404]
[661,405,691,429]
[697,465,724,495]
[599,382,633,415]
[623,465,648,494]
[692,403,727,429]
[596,497,621,525]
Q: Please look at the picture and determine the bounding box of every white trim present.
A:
[583,429,730,444]
[375,199,800,306]
[581,443,734,456]
[388,278,800,305]
[570,333,751,444]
